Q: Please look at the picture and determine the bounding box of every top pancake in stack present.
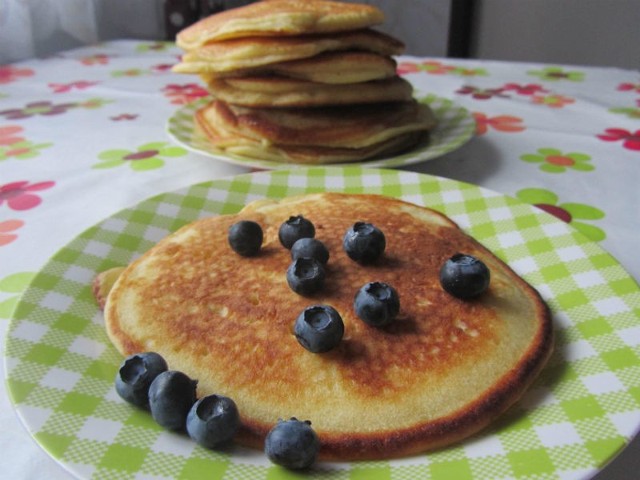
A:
[172,0,436,164]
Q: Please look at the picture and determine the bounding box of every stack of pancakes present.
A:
[172,0,436,164]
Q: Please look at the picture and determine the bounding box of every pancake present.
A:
[196,51,398,84]
[196,99,435,148]
[196,121,424,164]
[193,100,429,164]
[205,76,414,107]
[102,193,553,460]
[172,29,404,74]
[176,0,385,48]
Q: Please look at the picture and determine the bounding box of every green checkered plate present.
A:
[166,94,475,169]
[5,167,640,480]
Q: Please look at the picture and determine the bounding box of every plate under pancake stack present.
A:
[172,0,436,164]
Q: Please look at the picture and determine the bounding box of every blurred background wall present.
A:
[470,0,639,70]
[0,0,638,69]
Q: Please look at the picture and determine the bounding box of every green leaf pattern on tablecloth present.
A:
[516,187,606,241]
[520,148,595,173]
[527,66,586,82]
[609,106,640,119]
[0,98,112,120]
[135,41,174,53]
[94,142,188,171]
[397,60,489,76]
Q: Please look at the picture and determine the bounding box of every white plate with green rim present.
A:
[5,166,640,480]
[166,94,475,169]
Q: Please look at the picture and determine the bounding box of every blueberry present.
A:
[265,418,320,470]
[228,220,263,257]
[439,253,490,299]
[115,352,168,408]
[279,215,315,249]
[148,370,198,431]
[286,257,325,295]
[294,305,344,353]
[343,222,385,263]
[290,238,329,265]
[186,394,240,449]
[354,282,400,327]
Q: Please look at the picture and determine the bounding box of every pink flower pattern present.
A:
[0,66,35,85]
[0,181,55,211]
[0,219,24,246]
[0,126,25,146]
[597,128,640,151]
[162,83,209,105]
[49,81,99,93]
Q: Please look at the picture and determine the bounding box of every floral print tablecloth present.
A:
[1,41,639,479]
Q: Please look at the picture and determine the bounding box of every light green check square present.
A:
[349,465,391,480]
[430,458,473,480]
[585,437,626,465]
[507,448,555,476]
[99,443,149,472]
[127,208,155,225]
[24,343,65,366]
[57,391,102,416]
[577,318,614,338]
[84,359,118,382]
[601,347,639,370]
[561,396,605,421]
[5,378,37,403]
[470,221,498,241]
[555,289,591,309]
[34,431,74,460]
[52,312,90,334]
[179,456,229,480]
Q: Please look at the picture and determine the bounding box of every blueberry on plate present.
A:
[265,418,320,470]
[294,305,344,353]
[290,238,329,265]
[115,352,168,408]
[228,220,263,257]
[439,253,490,299]
[343,222,386,263]
[286,257,325,295]
[148,370,198,431]
[354,282,400,327]
[279,215,315,249]
[186,394,240,449]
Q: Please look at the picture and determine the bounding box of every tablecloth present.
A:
[1,40,639,479]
